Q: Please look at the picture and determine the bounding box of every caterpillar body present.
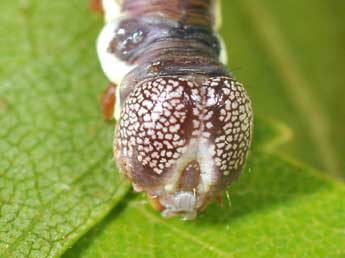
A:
[97,0,253,220]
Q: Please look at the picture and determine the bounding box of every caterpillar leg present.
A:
[89,0,103,14]
[148,195,165,212]
[101,83,116,121]
[216,194,223,206]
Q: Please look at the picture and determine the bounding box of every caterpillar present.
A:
[96,0,253,220]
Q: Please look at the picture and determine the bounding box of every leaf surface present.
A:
[64,151,344,258]
[0,2,129,257]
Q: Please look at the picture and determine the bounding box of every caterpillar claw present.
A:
[101,83,116,121]
[148,195,165,212]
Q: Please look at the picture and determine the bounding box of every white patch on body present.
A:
[97,18,135,121]
[97,20,134,86]
[212,0,222,30]
[99,0,133,121]
[166,138,217,195]
[197,138,218,193]
[212,1,227,64]
[102,0,122,23]
[217,34,228,65]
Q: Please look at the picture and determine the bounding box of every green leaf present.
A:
[221,0,345,178]
[0,2,129,257]
[63,151,344,258]
[1,1,344,258]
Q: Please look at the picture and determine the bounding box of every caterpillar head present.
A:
[115,75,253,220]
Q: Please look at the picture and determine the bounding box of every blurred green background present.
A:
[221,0,345,179]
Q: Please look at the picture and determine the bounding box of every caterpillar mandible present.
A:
[96,0,253,220]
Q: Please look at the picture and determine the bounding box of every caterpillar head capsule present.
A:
[114,75,253,220]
